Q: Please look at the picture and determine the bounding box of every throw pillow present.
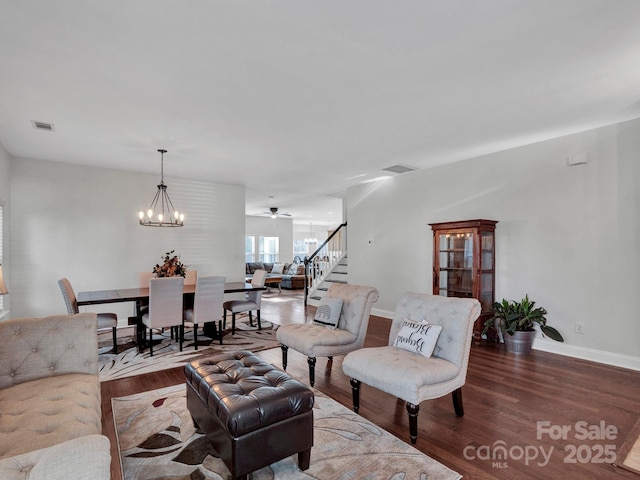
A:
[313,297,343,329]
[271,263,285,274]
[287,263,299,275]
[393,318,443,358]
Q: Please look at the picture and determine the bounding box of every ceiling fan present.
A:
[260,207,292,219]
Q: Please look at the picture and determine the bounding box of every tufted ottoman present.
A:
[184,350,314,480]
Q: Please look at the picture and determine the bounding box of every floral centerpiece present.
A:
[153,250,187,278]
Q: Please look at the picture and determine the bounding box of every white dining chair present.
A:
[58,277,120,354]
[183,275,226,348]
[138,271,154,287]
[185,270,197,285]
[141,276,184,356]
[223,269,267,335]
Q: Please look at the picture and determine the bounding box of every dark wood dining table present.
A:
[77,281,265,351]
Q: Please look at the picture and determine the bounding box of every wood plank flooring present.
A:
[101,289,640,480]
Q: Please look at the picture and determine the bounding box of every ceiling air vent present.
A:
[382,164,417,174]
[31,121,55,132]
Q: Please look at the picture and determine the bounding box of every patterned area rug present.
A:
[99,318,280,382]
[616,417,640,475]
[112,384,462,480]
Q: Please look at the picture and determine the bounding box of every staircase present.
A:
[303,222,348,306]
[307,255,348,306]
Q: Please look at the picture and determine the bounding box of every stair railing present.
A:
[304,222,347,305]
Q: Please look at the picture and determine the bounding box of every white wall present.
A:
[245,216,293,263]
[0,144,10,315]
[347,117,640,365]
[10,157,245,320]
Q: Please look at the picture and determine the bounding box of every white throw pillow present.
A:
[393,318,443,358]
[287,263,299,275]
[313,297,343,329]
[271,263,285,274]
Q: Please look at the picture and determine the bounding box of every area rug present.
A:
[113,384,461,480]
[615,417,640,475]
[99,318,280,382]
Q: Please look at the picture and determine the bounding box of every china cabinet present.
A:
[429,219,498,339]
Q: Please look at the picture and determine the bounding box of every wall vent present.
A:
[31,121,55,132]
[382,164,417,174]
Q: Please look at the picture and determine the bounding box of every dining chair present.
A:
[223,269,267,335]
[141,276,184,356]
[58,277,119,354]
[183,275,226,348]
[185,270,197,285]
[342,292,480,444]
[138,271,154,287]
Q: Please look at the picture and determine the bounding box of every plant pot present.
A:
[503,330,536,354]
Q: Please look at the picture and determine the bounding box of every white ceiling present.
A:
[2,1,640,226]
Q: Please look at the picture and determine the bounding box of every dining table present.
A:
[77,281,265,351]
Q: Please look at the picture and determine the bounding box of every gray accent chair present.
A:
[342,292,480,444]
[276,283,379,386]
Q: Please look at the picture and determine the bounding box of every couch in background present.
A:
[0,313,111,480]
[246,261,307,289]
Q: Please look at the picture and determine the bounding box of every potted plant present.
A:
[153,250,187,278]
[482,294,564,354]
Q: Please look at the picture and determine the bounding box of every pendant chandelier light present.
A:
[304,222,317,244]
[138,149,184,227]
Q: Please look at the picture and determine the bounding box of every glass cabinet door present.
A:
[479,231,495,311]
[430,220,498,340]
[437,232,473,298]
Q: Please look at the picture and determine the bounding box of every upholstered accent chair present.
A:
[223,269,267,335]
[342,292,480,444]
[141,277,185,355]
[58,278,119,354]
[183,275,226,348]
[276,283,379,386]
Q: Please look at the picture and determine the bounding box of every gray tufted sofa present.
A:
[0,313,111,480]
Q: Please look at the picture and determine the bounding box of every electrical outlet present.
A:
[575,321,584,334]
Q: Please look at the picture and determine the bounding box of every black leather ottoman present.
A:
[184,350,314,480]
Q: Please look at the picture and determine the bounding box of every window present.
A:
[293,240,307,258]
[259,236,279,263]
[246,235,280,263]
[245,235,255,262]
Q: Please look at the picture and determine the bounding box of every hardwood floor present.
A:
[101,289,640,479]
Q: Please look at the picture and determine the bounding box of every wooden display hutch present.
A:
[429,219,498,340]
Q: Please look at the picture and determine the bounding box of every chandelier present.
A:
[138,149,184,227]
[304,222,317,244]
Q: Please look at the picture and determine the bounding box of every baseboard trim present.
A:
[371,307,394,320]
[532,338,640,372]
[371,307,640,372]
